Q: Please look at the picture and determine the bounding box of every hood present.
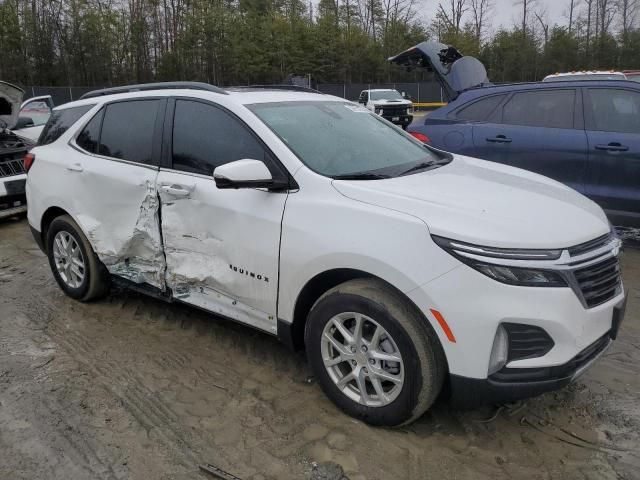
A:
[388,41,489,101]
[0,81,24,130]
[332,156,610,249]
[370,98,412,105]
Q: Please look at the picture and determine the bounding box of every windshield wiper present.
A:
[398,158,451,176]
[332,173,391,180]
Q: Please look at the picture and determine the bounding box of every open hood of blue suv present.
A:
[388,42,490,101]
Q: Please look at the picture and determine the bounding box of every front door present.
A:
[583,87,640,227]
[471,88,588,193]
[157,99,289,333]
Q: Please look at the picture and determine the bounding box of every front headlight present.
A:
[375,108,383,115]
[407,107,414,115]
[432,235,567,287]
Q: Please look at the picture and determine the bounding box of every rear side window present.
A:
[502,90,575,129]
[76,109,103,153]
[38,105,94,145]
[586,88,640,133]
[98,100,160,164]
[172,100,265,175]
[455,95,506,121]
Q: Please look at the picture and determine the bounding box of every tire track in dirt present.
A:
[46,321,203,468]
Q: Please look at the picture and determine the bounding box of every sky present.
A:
[416,0,571,34]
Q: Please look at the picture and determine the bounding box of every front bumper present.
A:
[449,321,619,408]
[0,176,27,219]
[382,114,413,126]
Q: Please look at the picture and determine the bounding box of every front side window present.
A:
[586,88,640,133]
[250,101,440,177]
[172,100,265,175]
[98,100,160,164]
[39,105,94,145]
[502,90,575,129]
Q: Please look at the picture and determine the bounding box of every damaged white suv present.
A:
[27,83,626,426]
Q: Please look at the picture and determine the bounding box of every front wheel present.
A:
[305,279,446,426]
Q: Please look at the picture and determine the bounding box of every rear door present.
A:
[68,99,167,287]
[471,88,589,193]
[583,87,640,226]
[156,98,289,334]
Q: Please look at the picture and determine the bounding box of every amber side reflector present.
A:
[410,131,430,143]
[429,309,456,343]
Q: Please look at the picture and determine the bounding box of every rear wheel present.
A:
[305,278,446,426]
[46,215,110,301]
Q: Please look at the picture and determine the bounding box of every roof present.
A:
[544,71,625,78]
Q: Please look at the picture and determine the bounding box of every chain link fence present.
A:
[23,82,444,106]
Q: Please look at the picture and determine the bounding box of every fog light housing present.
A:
[488,325,509,374]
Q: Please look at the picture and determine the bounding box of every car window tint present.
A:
[38,105,94,145]
[587,89,640,133]
[172,100,265,175]
[98,100,159,164]
[502,90,574,129]
[19,100,51,126]
[455,95,505,121]
[76,109,103,153]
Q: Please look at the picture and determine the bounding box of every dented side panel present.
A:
[157,170,287,333]
[62,145,166,289]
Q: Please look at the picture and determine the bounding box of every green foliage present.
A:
[1,0,639,87]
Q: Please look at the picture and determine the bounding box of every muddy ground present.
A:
[0,217,639,480]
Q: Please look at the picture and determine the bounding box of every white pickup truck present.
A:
[26,83,625,426]
[357,88,413,129]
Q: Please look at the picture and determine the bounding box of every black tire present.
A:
[46,214,110,301]
[305,278,446,427]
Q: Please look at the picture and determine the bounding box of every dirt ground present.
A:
[1,217,639,480]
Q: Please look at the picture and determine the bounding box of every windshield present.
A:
[250,101,440,178]
[369,90,404,101]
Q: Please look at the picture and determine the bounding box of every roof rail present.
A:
[79,82,228,100]
[228,85,323,94]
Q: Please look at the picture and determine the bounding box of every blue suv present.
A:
[391,42,640,228]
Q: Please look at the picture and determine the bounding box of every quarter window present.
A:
[455,95,505,121]
[502,90,575,129]
[586,89,640,133]
[172,100,266,175]
[39,105,94,145]
[98,100,160,164]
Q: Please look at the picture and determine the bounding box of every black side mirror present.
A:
[15,116,34,129]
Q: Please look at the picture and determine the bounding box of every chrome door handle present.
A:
[66,163,83,172]
[486,135,512,143]
[160,184,192,197]
[595,143,629,152]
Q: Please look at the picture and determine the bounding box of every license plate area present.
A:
[392,116,400,121]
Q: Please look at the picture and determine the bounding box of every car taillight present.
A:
[24,152,35,173]
[410,132,430,143]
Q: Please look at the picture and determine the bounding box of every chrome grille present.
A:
[573,256,621,308]
[0,158,26,178]
[382,106,407,116]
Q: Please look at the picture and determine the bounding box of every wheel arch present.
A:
[39,206,72,253]
[280,268,435,353]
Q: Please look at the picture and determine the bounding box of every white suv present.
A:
[26,82,626,426]
[357,89,413,129]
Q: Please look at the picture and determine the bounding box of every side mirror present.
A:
[15,116,34,129]
[214,159,283,190]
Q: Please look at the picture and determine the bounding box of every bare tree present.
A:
[567,0,576,32]
[534,9,549,46]
[437,0,468,36]
[514,0,536,35]
[470,0,492,41]
[617,0,636,37]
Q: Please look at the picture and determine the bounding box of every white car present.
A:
[26,83,626,426]
[0,81,32,219]
[357,88,413,129]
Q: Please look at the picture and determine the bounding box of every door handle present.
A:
[159,184,193,197]
[595,143,629,152]
[66,163,83,172]
[486,135,512,143]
